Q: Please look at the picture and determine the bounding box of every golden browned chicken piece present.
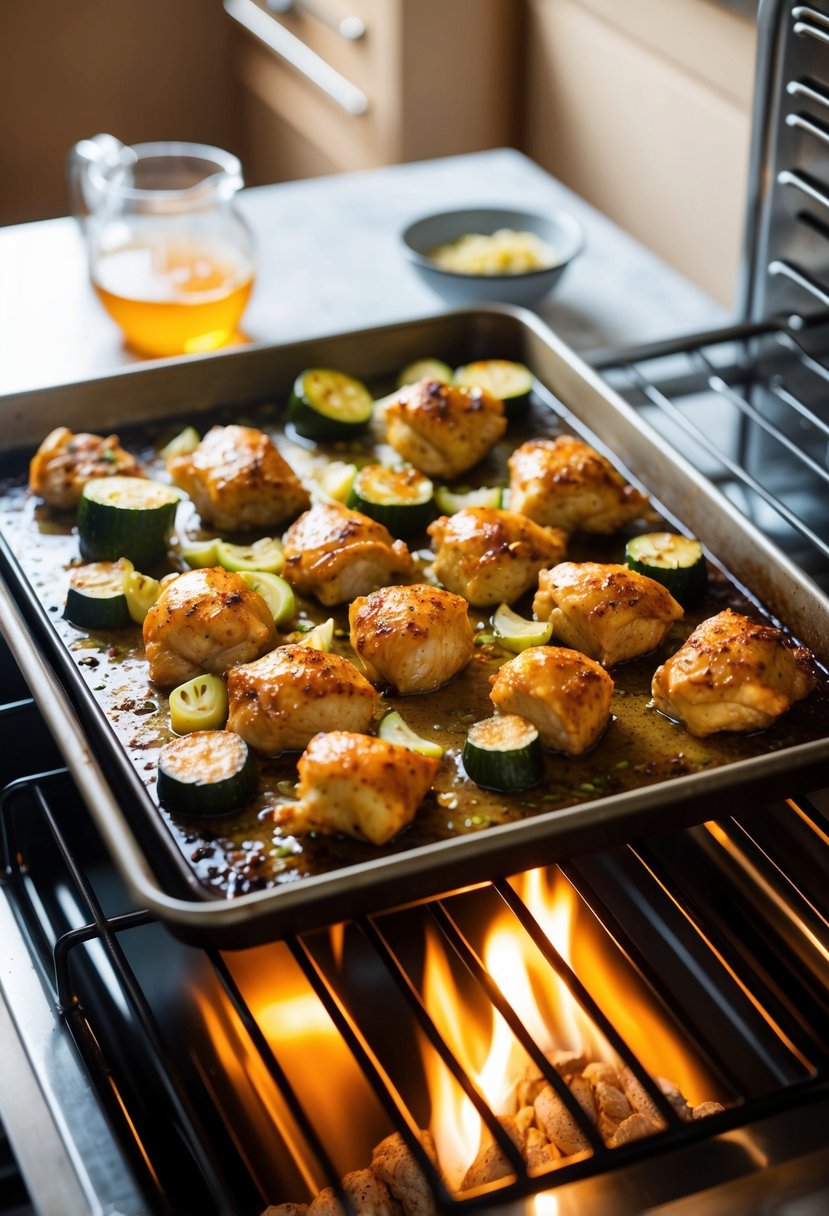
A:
[427,507,568,607]
[168,424,309,531]
[282,502,414,607]
[349,584,474,694]
[489,646,614,753]
[533,562,683,667]
[508,435,650,533]
[28,426,144,509]
[293,731,439,845]
[651,608,815,737]
[384,378,507,478]
[226,645,377,753]
[143,567,277,687]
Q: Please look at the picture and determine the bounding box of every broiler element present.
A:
[508,435,650,533]
[427,507,567,607]
[489,646,614,754]
[226,647,377,754]
[282,501,414,607]
[533,561,683,667]
[142,567,277,687]
[384,378,507,478]
[293,731,439,844]
[167,424,309,531]
[651,608,816,737]
[28,426,144,509]
[349,584,475,694]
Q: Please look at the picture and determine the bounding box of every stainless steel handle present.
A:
[224,0,368,116]
[266,0,366,41]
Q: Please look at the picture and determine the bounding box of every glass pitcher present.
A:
[68,135,255,357]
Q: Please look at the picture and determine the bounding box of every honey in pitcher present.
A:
[92,240,254,357]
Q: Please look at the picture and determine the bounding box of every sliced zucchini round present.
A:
[348,464,434,537]
[297,617,335,651]
[169,674,229,734]
[239,571,296,626]
[463,714,542,792]
[453,360,534,420]
[159,425,200,461]
[125,568,162,624]
[179,538,220,569]
[77,476,179,568]
[157,730,256,817]
[492,603,553,652]
[378,710,444,759]
[396,358,453,388]
[216,536,285,574]
[625,532,707,606]
[434,485,503,514]
[314,460,358,503]
[65,559,133,629]
[287,369,374,440]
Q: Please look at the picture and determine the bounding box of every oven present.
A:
[1,1,828,1213]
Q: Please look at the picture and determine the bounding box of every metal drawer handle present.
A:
[786,111,829,145]
[793,20,829,46]
[769,258,829,309]
[225,0,369,116]
[778,167,829,211]
[267,0,366,41]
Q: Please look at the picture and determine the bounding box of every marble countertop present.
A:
[0,148,724,398]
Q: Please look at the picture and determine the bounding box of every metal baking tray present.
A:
[0,305,827,948]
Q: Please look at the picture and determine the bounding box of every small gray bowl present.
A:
[400,206,584,307]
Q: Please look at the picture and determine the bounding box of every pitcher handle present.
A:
[67,133,133,225]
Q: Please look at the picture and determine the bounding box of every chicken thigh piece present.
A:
[489,646,614,754]
[293,731,439,845]
[533,562,683,667]
[282,502,414,607]
[508,436,650,533]
[384,378,507,478]
[651,608,815,737]
[226,645,377,753]
[29,426,144,509]
[143,567,277,687]
[428,507,568,607]
[168,424,309,531]
[349,584,474,694]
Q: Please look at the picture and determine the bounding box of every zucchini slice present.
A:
[625,532,707,606]
[77,476,179,568]
[492,603,553,652]
[179,538,220,569]
[434,485,503,514]
[157,730,256,817]
[297,617,335,651]
[65,559,133,629]
[453,360,534,420]
[159,425,200,461]
[239,571,296,626]
[169,674,229,734]
[125,568,162,624]
[314,460,358,503]
[287,369,374,440]
[396,358,453,388]
[216,537,285,574]
[348,464,434,537]
[378,710,444,759]
[463,714,542,792]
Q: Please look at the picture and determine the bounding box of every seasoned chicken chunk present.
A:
[226,645,377,753]
[385,378,506,478]
[283,502,414,607]
[306,1169,399,1216]
[168,424,309,531]
[508,436,649,533]
[651,608,815,737]
[293,731,439,845]
[28,426,144,509]
[428,508,567,607]
[533,562,683,667]
[143,567,277,687]
[349,584,474,694]
[489,646,614,754]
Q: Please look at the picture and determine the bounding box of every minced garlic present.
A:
[428,228,556,275]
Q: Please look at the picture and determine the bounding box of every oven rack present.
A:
[2,736,828,1214]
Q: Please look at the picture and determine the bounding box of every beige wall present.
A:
[523,0,757,306]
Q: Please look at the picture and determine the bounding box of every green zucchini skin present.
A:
[77,477,179,568]
[625,533,708,606]
[64,559,132,629]
[396,358,453,388]
[157,731,256,817]
[454,360,534,421]
[347,464,435,537]
[286,369,374,440]
[462,715,542,792]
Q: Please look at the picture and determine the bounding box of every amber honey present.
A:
[93,240,254,357]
